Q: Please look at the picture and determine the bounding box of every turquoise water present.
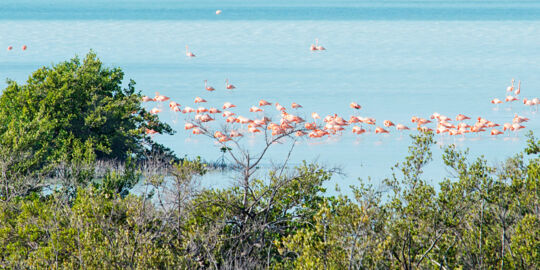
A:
[1,1,539,190]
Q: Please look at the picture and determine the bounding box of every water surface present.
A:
[1,1,539,191]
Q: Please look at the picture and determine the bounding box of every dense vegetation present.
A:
[0,52,174,200]
[0,54,538,269]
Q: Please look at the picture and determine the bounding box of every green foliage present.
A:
[0,51,174,177]
[525,131,540,155]
[96,156,141,198]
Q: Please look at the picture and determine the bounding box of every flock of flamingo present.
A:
[142,66,538,142]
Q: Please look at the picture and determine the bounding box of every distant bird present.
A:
[275,103,286,111]
[249,106,262,112]
[491,129,504,135]
[455,114,470,121]
[186,45,195,57]
[216,10,222,15]
[506,78,515,93]
[182,106,196,113]
[259,100,272,106]
[514,81,521,96]
[350,102,361,110]
[22,45,27,51]
[396,124,410,131]
[225,79,236,90]
[223,102,236,109]
[491,98,503,104]
[7,46,12,51]
[204,80,215,91]
[375,127,389,134]
[154,92,170,102]
[315,38,325,50]
[506,95,518,102]
[194,97,207,103]
[291,102,302,109]
[150,108,162,114]
[142,96,154,102]
[383,120,395,127]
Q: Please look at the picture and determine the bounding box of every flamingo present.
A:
[192,128,203,135]
[315,38,325,50]
[491,98,503,109]
[249,106,263,112]
[7,46,12,51]
[505,95,518,102]
[506,78,515,94]
[513,114,529,124]
[200,114,214,122]
[142,96,154,102]
[145,129,158,135]
[375,127,389,134]
[184,123,196,130]
[350,102,361,110]
[208,107,221,115]
[150,108,162,114]
[511,123,525,132]
[154,92,170,102]
[225,79,236,90]
[291,102,302,109]
[524,98,535,111]
[196,107,208,113]
[186,45,195,57]
[182,106,196,114]
[226,116,237,123]
[222,111,235,117]
[533,97,540,111]
[275,103,286,111]
[194,97,207,103]
[230,130,243,138]
[223,102,236,109]
[169,101,180,108]
[216,10,222,15]
[311,112,320,120]
[383,120,395,128]
[259,100,271,106]
[22,45,27,51]
[455,114,470,121]
[514,81,521,96]
[249,127,261,133]
[204,80,215,91]
[396,124,410,131]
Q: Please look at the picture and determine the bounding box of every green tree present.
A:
[0,51,174,181]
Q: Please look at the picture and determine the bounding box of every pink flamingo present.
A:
[514,81,521,96]
[204,80,215,91]
[186,45,195,57]
[315,38,325,50]
[225,79,236,90]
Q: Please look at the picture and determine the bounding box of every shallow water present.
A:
[1,1,539,192]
